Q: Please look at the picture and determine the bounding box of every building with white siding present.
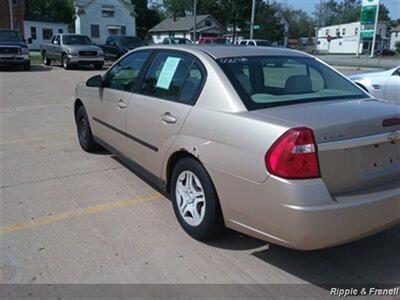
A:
[74,0,137,44]
[317,21,389,54]
[390,25,400,51]
[24,15,69,50]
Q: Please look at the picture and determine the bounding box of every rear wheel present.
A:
[76,105,99,152]
[43,53,51,66]
[171,158,225,240]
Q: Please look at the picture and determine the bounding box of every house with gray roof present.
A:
[149,14,225,44]
[74,0,137,44]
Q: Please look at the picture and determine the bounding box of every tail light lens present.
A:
[265,127,320,179]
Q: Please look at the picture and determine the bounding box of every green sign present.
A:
[360,29,374,39]
[253,25,260,30]
[360,5,378,25]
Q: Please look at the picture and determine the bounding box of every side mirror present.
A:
[86,75,103,87]
[54,40,60,45]
[27,37,32,44]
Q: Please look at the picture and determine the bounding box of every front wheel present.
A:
[43,53,51,66]
[171,158,225,241]
[76,105,100,152]
[62,54,72,70]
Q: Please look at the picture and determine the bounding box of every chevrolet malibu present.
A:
[73,45,400,250]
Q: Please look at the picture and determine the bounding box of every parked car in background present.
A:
[74,45,400,250]
[162,37,192,45]
[0,29,31,70]
[99,35,144,61]
[239,39,272,46]
[40,34,104,70]
[349,66,400,104]
[198,36,230,44]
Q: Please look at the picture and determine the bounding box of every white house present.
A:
[317,21,389,54]
[390,25,400,50]
[74,0,137,44]
[149,15,225,44]
[23,15,69,50]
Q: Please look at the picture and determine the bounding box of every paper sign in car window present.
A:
[156,57,181,90]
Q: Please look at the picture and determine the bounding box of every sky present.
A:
[277,0,400,19]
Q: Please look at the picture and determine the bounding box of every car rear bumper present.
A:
[68,55,104,64]
[0,54,30,65]
[208,166,400,250]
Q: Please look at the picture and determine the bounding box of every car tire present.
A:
[23,61,31,71]
[43,53,51,66]
[62,54,72,70]
[94,63,103,70]
[76,105,100,152]
[171,157,225,241]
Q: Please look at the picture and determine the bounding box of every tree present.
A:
[26,0,74,24]
[131,0,162,40]
[254,1,284,42]
[163,0,192,18]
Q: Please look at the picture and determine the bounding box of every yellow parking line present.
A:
[0,192,162,235]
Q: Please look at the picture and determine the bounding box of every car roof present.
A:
[138,45,309,59]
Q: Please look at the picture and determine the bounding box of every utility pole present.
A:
[250,0,256,39]
[370,3,380,58]
[8,0,14,29]
[315,0,322,54]
[193,0,197,43]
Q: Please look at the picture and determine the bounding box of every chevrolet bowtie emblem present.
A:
[387,132,400,142]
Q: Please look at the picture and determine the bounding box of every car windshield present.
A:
[217,56,367,110]
[118,37,144,48]
[0,30,22,41]
[256,40,271,46]
[63,35,92,45]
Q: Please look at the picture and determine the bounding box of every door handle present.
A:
[117,99,127,109]
[161,112,177,124]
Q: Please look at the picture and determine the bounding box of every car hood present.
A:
[348,67,398,80]
[64,45,102,52]
[249,98,400,143]
[0,41,27,47]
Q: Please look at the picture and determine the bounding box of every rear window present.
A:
[217,56,367,110]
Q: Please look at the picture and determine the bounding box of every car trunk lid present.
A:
[252,98,400,195]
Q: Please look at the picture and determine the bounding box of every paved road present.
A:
[317,54,400,69]
[1,65,399,291]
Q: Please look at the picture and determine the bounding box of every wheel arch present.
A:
[355,82,369,93]
[74,99,84,121]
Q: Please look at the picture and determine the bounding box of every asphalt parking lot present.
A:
[1,64,399,289]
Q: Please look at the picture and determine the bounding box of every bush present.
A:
[396,41,400,54]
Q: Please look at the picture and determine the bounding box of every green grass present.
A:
[29,51,42,63]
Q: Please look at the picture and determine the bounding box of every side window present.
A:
[240,41,247,45]
[249,41,256,46]
[103,51,150,92]
[179,63,204,105]
[54,35,60,44]
[309,68,324,91]
[139,52,194,102]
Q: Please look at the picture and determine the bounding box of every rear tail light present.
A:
[265,127,321,179]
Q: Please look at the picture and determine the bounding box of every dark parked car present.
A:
[99,35,144,61]
[0,29,31,70]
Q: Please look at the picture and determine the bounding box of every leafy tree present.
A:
[163,0,192,18]
[26,0,74,24]
[254,1,284,42]
[131,0,162,40]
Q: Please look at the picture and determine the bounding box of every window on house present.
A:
[121,26,126,35]
[336,28,340,37]
[58,28,63,33]
[30,27,37,40]
[42,28,53,40]
[91,25,100,38]
[355,27,359,35]
[205,20,212,27]
[342,28,346,36]
[157,33,161,38]
[325,29,330,36]
[102,5,115,17]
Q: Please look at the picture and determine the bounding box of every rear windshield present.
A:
[256,40,271,46]
[63,35,92,45]
[217,56,367,110]
[118,37,144,48]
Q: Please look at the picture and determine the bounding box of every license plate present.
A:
[362,141,400,177]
